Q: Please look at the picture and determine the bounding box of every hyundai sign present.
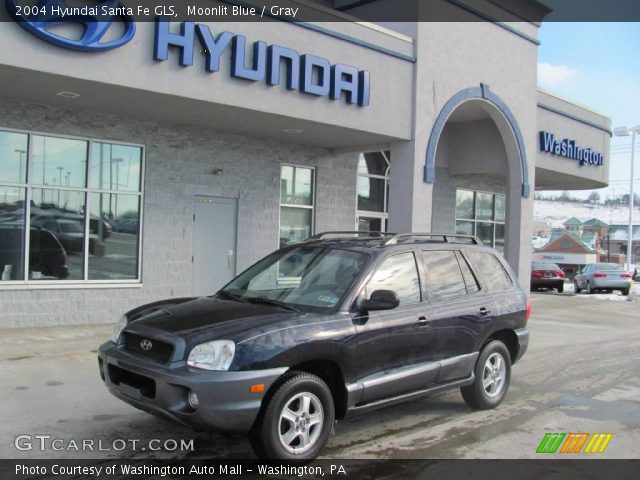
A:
[4,0,371,107]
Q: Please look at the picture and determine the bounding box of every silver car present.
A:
[574,263,633,295]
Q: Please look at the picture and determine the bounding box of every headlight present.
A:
[111,315,127,343]
[187,340,235,371]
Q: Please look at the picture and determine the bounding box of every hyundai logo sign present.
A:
[140,339,153,351]
[5,0,136,52]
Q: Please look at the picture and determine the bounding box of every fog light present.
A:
[188,391,199,409]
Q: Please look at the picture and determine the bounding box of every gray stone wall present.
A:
[0,99,358,328]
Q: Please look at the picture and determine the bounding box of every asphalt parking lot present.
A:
[1,291,638,460]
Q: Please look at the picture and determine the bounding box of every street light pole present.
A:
[614,125,638,271]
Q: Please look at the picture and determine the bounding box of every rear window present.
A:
[532,262,559,270]
[466,251,512,292]
[595,263,624,271]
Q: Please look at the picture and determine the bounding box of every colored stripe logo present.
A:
[537,433,613,454]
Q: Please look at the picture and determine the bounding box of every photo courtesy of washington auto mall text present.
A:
[1,0,640,479]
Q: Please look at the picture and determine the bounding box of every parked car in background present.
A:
[31,215,101,254]
[530,262,565,293]
[574,263,633,295]
[99,232,529,460]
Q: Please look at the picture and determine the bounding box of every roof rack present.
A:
[307,231,396,241]
[384,233,483,246]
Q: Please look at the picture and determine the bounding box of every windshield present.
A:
[59,221,83,233]
[532,263,559,270]
[221,247,369,312]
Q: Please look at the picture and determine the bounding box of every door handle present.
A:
[478,307,491,316]
[416,316,431,327]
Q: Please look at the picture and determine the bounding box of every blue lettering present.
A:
[330,64,359,104]
[540,131,555,153]
[358,70,370,107]
[267,45,300,90]
[231,35,266,81]
[301,54,330,97]
[196,25,233,73]
[154,19,195,66]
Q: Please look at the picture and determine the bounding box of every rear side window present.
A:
[422,250,467,300]
[365,252,421,305]
[455,251,480,294]
[466,251,512,292]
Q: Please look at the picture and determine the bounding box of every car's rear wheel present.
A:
[461,340,511,410]
[574,281,581,293]
[249,371,334,461]
[585,281,593,294]
[557,283,564,293]
[621,287,630,296]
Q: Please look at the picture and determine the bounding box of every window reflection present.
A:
[91,143,142,192]
[32,136,87,188]
[365,252,421,305]
[88,193,139,279]
[30,189,86,280]
[0,131,29,184]
[0,187,26,281]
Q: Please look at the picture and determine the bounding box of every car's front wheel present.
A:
[249,371,334,461]
[574,280,581,293]
[461,340,511,410]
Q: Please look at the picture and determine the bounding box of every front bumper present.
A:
[513,327,529,364]
[98,342,287,433]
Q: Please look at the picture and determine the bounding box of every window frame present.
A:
[355,150,390,232]
[0,126,145,289]
[278,164,316,246]
[455,188,506,251]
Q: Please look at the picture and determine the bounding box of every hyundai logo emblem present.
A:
[5,0,136,52]
[140,339,153,351]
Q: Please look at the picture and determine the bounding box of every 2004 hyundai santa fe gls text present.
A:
[99,232,530,460]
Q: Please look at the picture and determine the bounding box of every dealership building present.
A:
[0,1,611,327]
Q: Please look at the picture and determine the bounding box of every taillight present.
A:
[555,270,565,278]
[525,301,531,322]
[532,270,543,277]
[593,273,607,278]
[621,273,632,278]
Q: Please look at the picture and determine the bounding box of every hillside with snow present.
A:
[534,200,640,228]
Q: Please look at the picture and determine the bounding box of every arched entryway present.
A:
[424,84,529,274]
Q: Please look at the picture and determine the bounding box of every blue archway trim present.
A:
[424,83,530,198]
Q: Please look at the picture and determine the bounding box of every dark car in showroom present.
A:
[530,261,566,293]
[99,232,530,460]
[0,225,69,280]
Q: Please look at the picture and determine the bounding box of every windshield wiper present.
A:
[216,291,249,303]
[245,297,299,313]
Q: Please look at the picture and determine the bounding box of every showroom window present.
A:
[0,129,144,285]
[356,151,390,232]
[455,189,506,253]
[280,165,315,247]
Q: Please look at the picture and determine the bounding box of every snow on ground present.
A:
[563,282,631,301]
[534,200,640,228]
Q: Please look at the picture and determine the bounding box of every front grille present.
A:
[122,332,174,364]
[108,364,156,398]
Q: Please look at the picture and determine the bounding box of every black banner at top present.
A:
[1,0,640,23]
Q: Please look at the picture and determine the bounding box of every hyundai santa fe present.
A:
[99,232,530,460]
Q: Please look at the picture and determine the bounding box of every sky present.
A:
[537,22,640,201]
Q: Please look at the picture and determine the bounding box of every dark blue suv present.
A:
[99,232,529,460]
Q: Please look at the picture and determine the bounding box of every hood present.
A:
[128,296,300,339]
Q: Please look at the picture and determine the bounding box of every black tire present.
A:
[621,288,630,296]
[585,281,593,294]
[557,283,564,293]
[461,340,511,410]
[574,281,581,294]
[249,371,334,461]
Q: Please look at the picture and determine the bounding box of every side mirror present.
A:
[361,289,400,311]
